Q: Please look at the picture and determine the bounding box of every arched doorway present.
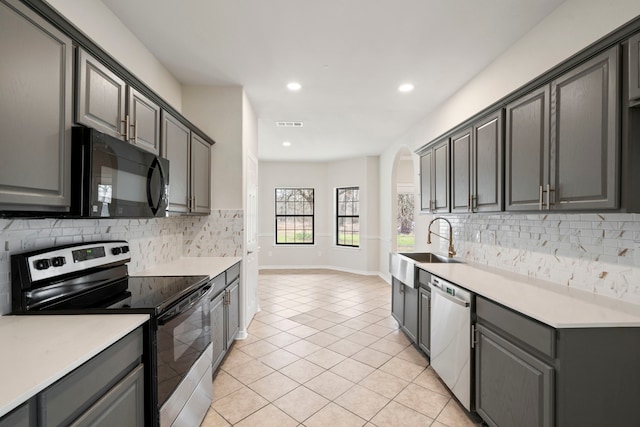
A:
[392,147,415,252]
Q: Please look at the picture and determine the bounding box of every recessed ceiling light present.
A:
[282,141,292,147]
[398,83,415,93]
[287,82,302,91]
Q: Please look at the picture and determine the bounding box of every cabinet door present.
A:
[473,110,503,212]
[69,364,144,427]
[433,140,450,213]
[420,151,432,211]
[391,278,404,325]
[161,112,190,213]
[451,129,471,213]
[225,280,240,348]
[476,324,553,427]
[418,288,431,356]
[210,292,226,371]
[402,285,418,344]
[76,48,126,140]
[190,133,211,214]
[505,86,550,211]
[0,400,34,427]
[550,46,619,210]
[0,0,73,212]
[629,32,640,103]
[127,87,160,155]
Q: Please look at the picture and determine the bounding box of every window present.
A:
[275,188,314,244]
[337,187,359,247]
[397,192,415,251]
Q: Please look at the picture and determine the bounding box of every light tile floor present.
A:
[201,270,482,427]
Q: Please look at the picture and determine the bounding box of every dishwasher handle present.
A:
[429,282,470,307]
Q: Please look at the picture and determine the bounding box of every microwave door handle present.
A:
[146,157,165,215]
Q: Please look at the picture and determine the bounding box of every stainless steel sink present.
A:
[389,252,461,288]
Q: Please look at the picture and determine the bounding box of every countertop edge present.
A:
[134,256,242,278]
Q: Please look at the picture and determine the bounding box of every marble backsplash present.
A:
[435,213,640,305]
[0,209,244,315]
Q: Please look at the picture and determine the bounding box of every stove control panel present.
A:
[26,241,131,282]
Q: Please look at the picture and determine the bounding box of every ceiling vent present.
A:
[276,121,304,127]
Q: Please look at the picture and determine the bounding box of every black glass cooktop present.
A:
[123,275,209,312]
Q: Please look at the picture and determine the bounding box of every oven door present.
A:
[156,284,211,408]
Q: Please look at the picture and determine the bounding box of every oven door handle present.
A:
[157,284,212,325]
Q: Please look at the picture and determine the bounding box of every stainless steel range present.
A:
[11,240,213,427]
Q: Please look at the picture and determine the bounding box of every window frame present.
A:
[274,187,315,245]
[336,186,360,248]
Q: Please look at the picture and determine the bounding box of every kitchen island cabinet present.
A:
[0,315,148,424]
[0,0,73,214]
[391,277,418,344]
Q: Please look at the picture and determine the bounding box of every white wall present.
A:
[259,157,380,274]
[378,0,640,299]
[182,86,244,209]
[46,0,182,110]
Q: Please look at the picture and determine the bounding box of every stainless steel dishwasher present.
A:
[429,276,474,411]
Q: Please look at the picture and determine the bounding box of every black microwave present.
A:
[71,127,169,218]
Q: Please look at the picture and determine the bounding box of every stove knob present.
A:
[111,247,122,255]
[34,259,50,270]
[121,246,130,254]
[51,256,66,267]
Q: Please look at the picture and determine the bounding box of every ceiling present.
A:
[102,0,565,162]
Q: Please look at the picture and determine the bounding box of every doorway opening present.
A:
[392,147,415,252]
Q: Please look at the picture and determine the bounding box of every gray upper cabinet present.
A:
[550,46,619,210]
[629,32,640,105]
[505,86,550,211]
[451,129,471,213]
[161,111,190,213]
[128,87,160,155]
[77,48,160,155]
[0,0,73,212]
[191,133,212,214]
[161,112,211,215]
[473,111,503,212]
[76,48,126,139]
[420,150,432,211]
[420,139,450,213]
[452,110,504,213]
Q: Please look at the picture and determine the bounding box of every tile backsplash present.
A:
[0,209,243,315]
[436,213,640,305]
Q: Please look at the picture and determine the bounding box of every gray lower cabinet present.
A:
[77,48,160,155]
[476,296,640,427]
[419,138,450,213]
[418,287,431,356]
[0,401,35,427]
[629,32,640,105]
[0,327,144,427]
[161,112,211,215]
[476,324,553,427]
[390,277,418,344]
[210,263,241,372]
[0,0,73,213]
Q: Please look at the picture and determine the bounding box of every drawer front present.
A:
[418,269,431,288]
[476,296,555,358]
[39,328,143,426]
[226,262,240,284]
[210,272,226,297]
[0,400,34,427]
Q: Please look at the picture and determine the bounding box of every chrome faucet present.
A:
[427,217,456,258]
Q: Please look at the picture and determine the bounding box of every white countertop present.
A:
[134,256,242,279]
[0,314,148,418]
[417,260,640,328]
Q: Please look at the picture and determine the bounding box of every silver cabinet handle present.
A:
[546,184,555,210]
[538,185,543,210]
[134,119,138,142]
[122,115,130,140]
